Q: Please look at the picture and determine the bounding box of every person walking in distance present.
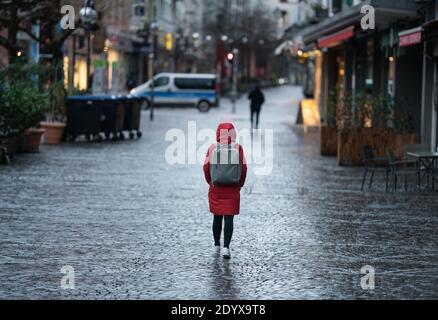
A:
[248,85,265,129]
[203,123,247,259]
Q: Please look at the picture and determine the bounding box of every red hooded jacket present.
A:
[203,123,247,215]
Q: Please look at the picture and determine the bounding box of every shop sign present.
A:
[399,27,422,47]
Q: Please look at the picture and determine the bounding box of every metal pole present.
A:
[150,33,157,121]
[86,28,91,92]
[232,48,239,114]
[150,52,154,121]
[72,34,76,89]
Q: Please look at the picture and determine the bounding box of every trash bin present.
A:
[66,96,103,142]
[123,95,143,139]
[101,95,126,141]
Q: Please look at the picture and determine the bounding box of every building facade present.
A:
[284,0,438,152]
[61,0,206,93]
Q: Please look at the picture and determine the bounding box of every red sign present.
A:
[399,31,422,47]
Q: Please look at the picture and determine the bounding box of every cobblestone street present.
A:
[1,85,437,299]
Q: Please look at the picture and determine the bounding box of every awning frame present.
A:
[317,26,355,49]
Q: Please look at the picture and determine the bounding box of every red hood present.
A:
[216,123,237,144]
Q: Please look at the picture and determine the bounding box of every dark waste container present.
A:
[66,96,103,142]
[66,94,141,142]
[101,95,126,140]
[122,95,143,139]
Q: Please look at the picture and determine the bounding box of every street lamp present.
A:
[192,32,200,40]
[79,0,98,92]
[149,20,160,121]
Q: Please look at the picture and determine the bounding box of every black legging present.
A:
[213,215,234,248]
[251,108,260,129]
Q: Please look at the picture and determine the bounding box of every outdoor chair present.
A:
[405,144,433,190]
[385,149,420,193]
[361,145,388,191]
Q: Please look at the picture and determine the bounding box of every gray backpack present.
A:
[210,143,242,186]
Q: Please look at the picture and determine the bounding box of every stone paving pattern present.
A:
[1,86,437,299]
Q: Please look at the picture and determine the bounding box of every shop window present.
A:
[133,5,145,17]
[387,55,395,106]
[365,40,374,94]
[332,0,343,14]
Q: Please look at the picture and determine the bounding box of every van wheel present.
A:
[197,100,211,113]
[141,99,151,110]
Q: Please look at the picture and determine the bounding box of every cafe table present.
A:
[407,152,438,192]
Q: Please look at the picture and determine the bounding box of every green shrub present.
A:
[393,97,415,133]
[0,64,49,137]
[326,88,338,127]
[332,90,412,133]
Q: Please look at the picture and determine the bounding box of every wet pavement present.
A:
[0,85,437,299]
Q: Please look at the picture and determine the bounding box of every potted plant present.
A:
[0,73,17,158]
[12,80,47,153]
[0,118,13,163]
[1,63,49,154]
[22,90,47,153]
[1,80,46,154]
[40,65,67,145]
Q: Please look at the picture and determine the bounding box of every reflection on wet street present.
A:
[0,86,437,299]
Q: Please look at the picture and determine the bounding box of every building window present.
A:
[332,0,343,14]
[365,39,374,94]
[133,5,145,17]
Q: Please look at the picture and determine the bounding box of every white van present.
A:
[130,73,219,112]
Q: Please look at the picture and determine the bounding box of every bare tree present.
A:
[0,0,83,64]
[202,2,278,80]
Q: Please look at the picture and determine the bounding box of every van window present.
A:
[174,78,215,90]
[152,77,170,88]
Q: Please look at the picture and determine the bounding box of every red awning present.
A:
[317,26,355,49]
[399,27,422,47]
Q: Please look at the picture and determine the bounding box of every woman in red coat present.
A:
[203,123,247,259]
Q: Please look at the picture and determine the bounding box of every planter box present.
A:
[26,128,45,153]
[16,133,30,154]
[320,126,338,156]
[337,128,420,166]
[0,141,8,165]
[7,136,17,158]
[41,122,66,145]
[15,129,45,153]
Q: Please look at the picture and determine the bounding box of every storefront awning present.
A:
[317,26,355,49]
[423,19,438,31]
[422,19,438,40]
[399,27,422,47]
